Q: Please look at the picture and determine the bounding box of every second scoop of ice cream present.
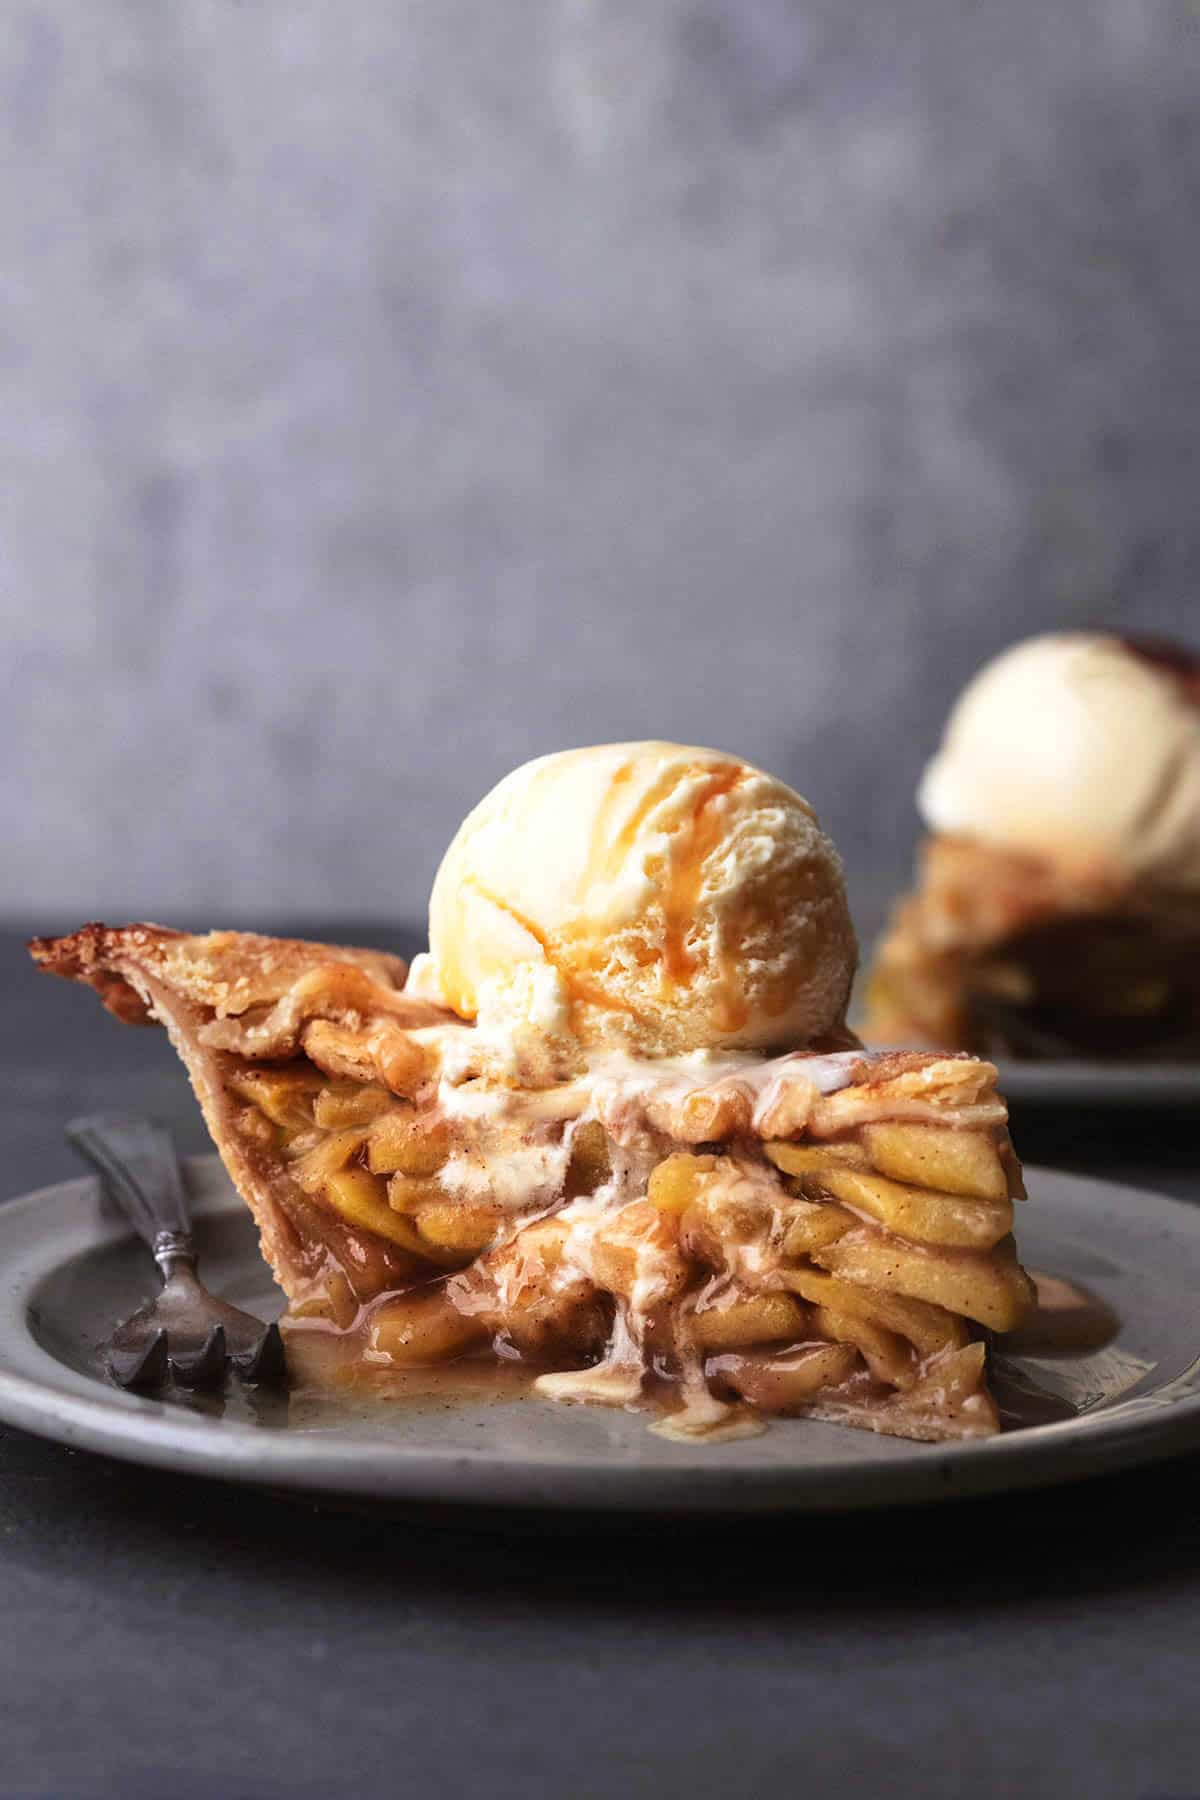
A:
[413,741,857,1057]
[918,633,1200,891]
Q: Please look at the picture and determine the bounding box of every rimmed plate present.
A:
[996,1061,1200,1109]
[1,1156,1199,1514]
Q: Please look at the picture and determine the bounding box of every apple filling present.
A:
[225,1056,1032,1443]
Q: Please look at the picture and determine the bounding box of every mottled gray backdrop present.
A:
[3,1,1198,935]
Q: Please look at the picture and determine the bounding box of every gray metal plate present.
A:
[1,1156,1199,1514]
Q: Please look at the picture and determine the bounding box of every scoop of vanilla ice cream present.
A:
[412,742,857,1055]
[919,633,1200,889]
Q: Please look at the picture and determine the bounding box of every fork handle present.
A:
[66,1114,196,1276]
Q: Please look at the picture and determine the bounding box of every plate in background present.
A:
[996,1061,1200,1109]
[1,1156,1199,1515]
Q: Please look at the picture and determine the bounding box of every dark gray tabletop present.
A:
[3,927,1199,1800]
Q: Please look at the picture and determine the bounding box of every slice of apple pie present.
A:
[31,919,1033,1443]
[864,634,1200,1058]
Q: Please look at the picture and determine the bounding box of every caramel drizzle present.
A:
[459,877,640,1017]
[659,765,749,1029]
[454,758,753,1029]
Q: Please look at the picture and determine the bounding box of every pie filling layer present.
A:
[31,925,1035,1443]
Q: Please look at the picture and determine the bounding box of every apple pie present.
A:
[864,634,1200,1059]
[31,919,1033,1443]
[865,834,1200,1058]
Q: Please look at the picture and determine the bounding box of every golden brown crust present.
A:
[912,836,1131,951]
[28,923,458,1068]
[28,922,184,1023]
[29,922,413,1024]
[840,1048,998,1090]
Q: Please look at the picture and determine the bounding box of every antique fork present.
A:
[67,1113,285,1390]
